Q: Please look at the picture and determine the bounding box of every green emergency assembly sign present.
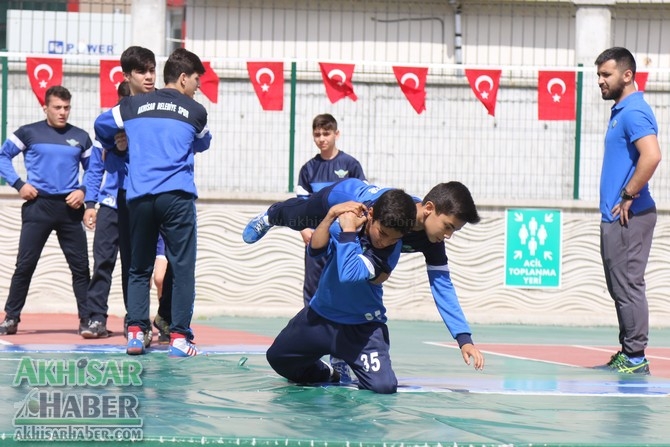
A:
[505,208,562,288]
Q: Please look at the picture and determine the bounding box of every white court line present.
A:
[0,339,13,346]
[425,341,582,367]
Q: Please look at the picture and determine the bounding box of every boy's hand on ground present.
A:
[461,343,485,371]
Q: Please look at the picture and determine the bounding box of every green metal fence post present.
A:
[573,64,583,200]
[287,61,297,193]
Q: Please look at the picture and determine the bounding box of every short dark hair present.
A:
[120,46,156,74]
[45,85,71,105]
[423,182,480,224]
[371,189,417,235]
[164,48,205,85]
[312,113,338,131]
[117,81,130,99]
[594,47,636,76]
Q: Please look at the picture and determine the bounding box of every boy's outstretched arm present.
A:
[460,343,485,371]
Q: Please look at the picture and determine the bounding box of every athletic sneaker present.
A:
[124,317,152,348]
[330,356,353,383]
[0,318,18,335]
[153,314,171,344]
[242,212,272,244]
[595,351,650,375]
[126,326,146,355]
[168,333,200,357]
[81,320,109,339]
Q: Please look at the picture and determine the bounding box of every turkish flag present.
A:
[635,71,649,92]
[99,59,124,108]
[392,66,428,114]
[26,57,63,106]
[247,61,283,110]
[199,61,219,103]
[465,69,502,117]
[319,62,357,103]
[538,71,576,120]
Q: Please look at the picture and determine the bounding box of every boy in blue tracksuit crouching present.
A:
[266,189,417,394]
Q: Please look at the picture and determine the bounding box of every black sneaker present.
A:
[78,318,89,335]
[595,351,650,375]
[0,318,18,335]
[81,320,109,339]
[153,314,171,345]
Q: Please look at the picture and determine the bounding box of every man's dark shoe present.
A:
[81,320,109,339]
[0,318,18,335]
[594,351,651,375]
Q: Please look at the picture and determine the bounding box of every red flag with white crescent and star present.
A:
[199,61,219,103]
[26,57,63,106]
[247,61,284,110]
[100,59,124,108]
[392,66,428,114]
[635,71,649,92]
[319,62,357,103]
[465,69,501,117]
[538,70,576,121]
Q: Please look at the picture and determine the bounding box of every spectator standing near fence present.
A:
[594,47,662,375]
[296,114,367,306]
[0,86,91,335]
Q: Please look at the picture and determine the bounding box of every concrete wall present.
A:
[1,195,668,328]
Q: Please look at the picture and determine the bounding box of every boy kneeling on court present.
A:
[266,189,416,394]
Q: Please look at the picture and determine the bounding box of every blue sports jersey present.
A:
[600,92,657,222]
[84,141,126,209]
[94,88,211,201]
[308,222,402,324]
[296,150,366,197]
[322,178,473,345]
[0,120,91,195]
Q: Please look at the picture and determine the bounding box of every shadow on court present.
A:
[0,315,669,446]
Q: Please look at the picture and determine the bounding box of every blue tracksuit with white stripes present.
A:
[0,120,92,321]
[267,221,402,393]
[94,88,211,339]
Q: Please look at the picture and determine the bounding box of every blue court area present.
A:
[1,317,669,446]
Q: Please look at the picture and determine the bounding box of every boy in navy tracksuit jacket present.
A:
[94,48,211,357]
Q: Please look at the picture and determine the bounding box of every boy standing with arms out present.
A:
[594,47,661,374]
[95,48,212,357]
[267,190,417,393]
[245,178,486,372]
[0,86,91,335]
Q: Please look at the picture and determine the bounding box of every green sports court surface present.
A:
[1,314,669,446]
